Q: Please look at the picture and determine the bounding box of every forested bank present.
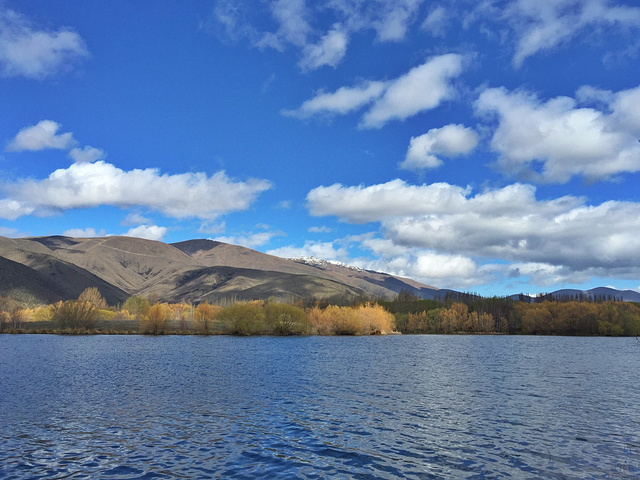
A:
[1,287,639,336]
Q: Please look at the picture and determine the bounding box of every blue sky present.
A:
[1,0,639,297]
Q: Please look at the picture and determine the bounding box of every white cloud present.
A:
[0,198,34,220]
[361,54,464,128]
[299,25,348,70]
[69,146,105,163]
[307,179,473,223]
[400,124,479,170]
[475,85,640,183]
[0,226,23,237]
[267,240,349,261]
[0,161,271,220]
[0,8,88,79]
[211,0,427,70]
[501,0,640,67]
[266,0,311,48]
[328,0,424,42]
[306,179,640,281]
[216,229,284,249]
[421,5,449,37]
[125,225,167,242]
[121,212,153,227]
[308,225,332,233]
[198,222,227,235]
[285,54,464,127]
[62,227,106,238]
[371,0,423,41]
[6,120,76,152]
[282,81,387,118]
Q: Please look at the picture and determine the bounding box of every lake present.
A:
[1,335,639,479]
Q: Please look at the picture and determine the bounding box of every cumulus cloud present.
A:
[500,0,640,67]
[306,179,640,282]
[0,8,88,79]
[69,146,105,163]
[400,124,479,170]
[285,54,464,127]
[360,54,464,128]
[475,85,640,183]
[125,225,168,242]
[307,179,473,223]
[0,161,271,220]
[6,120,76,152]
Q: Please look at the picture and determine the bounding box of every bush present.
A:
[218,302,265,335]
[139,303,169,335]
[356,303,395,334]
[264,303,309,335]
[50,300,100,330]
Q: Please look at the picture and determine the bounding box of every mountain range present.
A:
[0,235,447,306]
[1,235,638,306]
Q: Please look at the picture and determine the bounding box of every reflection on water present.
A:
[1,335,639,479]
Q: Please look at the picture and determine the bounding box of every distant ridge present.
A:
[513,287,640,303]
[0,235,445,305]
[1,235,637,306]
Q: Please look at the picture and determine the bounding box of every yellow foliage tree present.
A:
[356,303,395,334]
[140,302,169,335]
[193,302,221,334]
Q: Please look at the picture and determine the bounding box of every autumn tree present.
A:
[139,302,169,335]
[122,296,150,318]
[357,303,395,334]
[78,287,108,309]
[193,302,221,335]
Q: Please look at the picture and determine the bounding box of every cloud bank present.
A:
[306,179,640,285]
[0,161,271,221]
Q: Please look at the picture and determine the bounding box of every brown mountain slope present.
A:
[0,235,444,304]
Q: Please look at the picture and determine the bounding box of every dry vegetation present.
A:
[1,286,639,336]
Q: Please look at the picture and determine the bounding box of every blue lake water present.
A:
[1,334,639,479]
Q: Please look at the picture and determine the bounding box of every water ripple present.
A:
[1,335,639,478]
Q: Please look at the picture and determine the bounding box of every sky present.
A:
[1,0,639,297]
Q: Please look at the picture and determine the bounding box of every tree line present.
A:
[1,287,639,336]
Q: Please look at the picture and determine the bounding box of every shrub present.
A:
[218,302,265,335]
[139,303,169,335]
[264,303,309,335]
[50,300,100,330]
[356,303,395,334]
[326,305,360,335]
